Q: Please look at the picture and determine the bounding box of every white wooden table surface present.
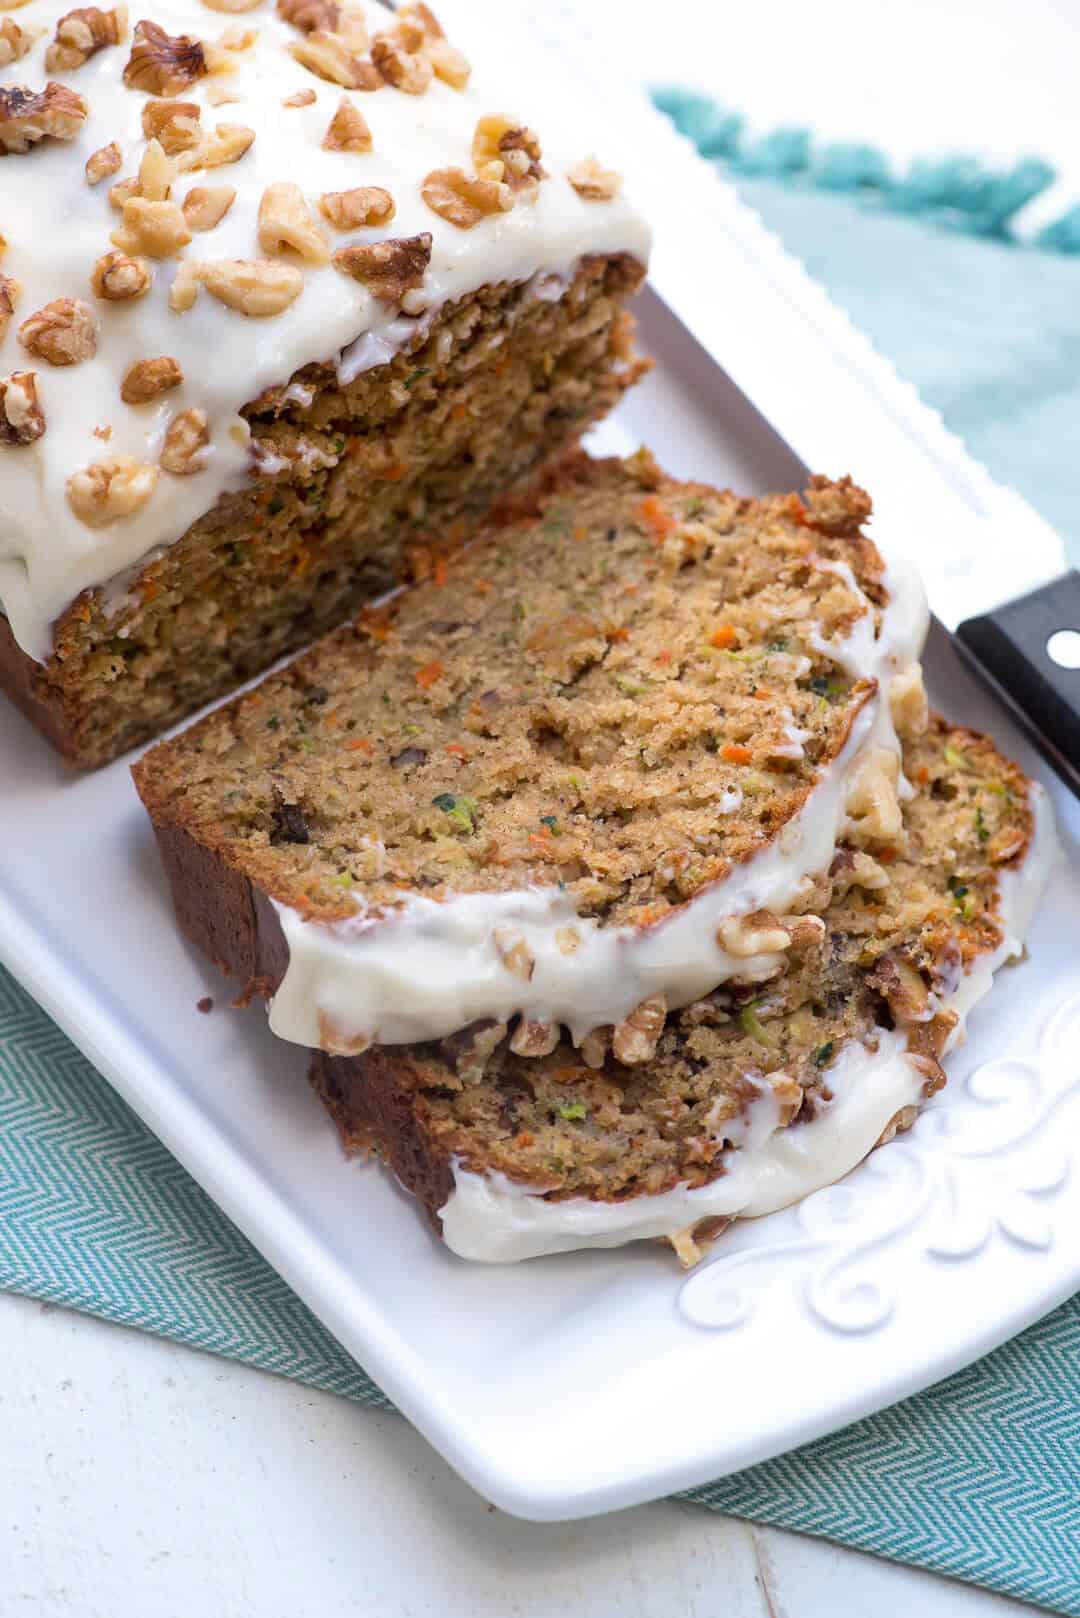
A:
[1,1292,1041,1618]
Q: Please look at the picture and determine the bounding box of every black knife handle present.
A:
[956,570,1080,795]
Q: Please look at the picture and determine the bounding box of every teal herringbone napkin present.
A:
[2,959,1080,1613]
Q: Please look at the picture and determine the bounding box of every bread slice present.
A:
[134,451,929,1063]
[308,718,1055,1263]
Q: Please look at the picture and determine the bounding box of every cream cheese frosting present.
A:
[266,551,931,1051]
[437,780,1059,1263]
[0,0,651,661]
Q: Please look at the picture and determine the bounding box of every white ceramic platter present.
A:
[2,278,1079,1519]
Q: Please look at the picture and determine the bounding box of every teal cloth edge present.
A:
[651,86,1080,252]
[2,962,1078,1613]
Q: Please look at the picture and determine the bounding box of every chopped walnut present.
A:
[0,273,19,339]
[318,185,394,229]
[0,16,33,64]
[0,82,88,154]
[0,371,45,445]
[85,139,122,184]
[277,0,339,31]
[331,232,431,301]
[988,825,1027,865]
[142,97,202,154]
[844,746,903,845]
[160,406,209,474]
[90,249,152,300]
[611,995,666,1064]
[177,121,255,170]
[315,1009,370,1057]
[508,1019,560,1058]
[168,260,201,311]
[45,5,126,71]
[66,454,158,527]
[111,197,191,259]
[910,1053,947,1098]
[769,1072,804,1127]
[124,19,205,95]
[492,928,534,982]
[201,0,262,10]
[420,166,510,228]
[120,354,183,404]
[18,298,97,366]
[204,84,240,105]
[108,175,140,209]
[289,30,375,88]
[567,156,621,201]
[579,1027,609,1069]
[257,182,329,264]
[398,1,443,36]
[283,86,316,107]
[888,661,928,741]
[472,115,544,192]
[371,32,432,93]
[439,1019,506,1086]
[137,136,174,200]
[322,96,370,151]
[875,1104,920,1148]
[181,183,235,230]
[717,910,792,958]
[197,258,304,316]
[425,36,469,90]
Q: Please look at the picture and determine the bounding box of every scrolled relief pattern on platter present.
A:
[679,993,1080,1337]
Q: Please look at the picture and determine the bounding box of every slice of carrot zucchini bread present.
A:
[0,0,649,766]
[134,450,931,1066]
[309,718,1056,1263]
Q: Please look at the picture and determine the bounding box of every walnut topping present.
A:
[283,86,316,107]
[137,135,174,200]
[397,1,443,37]
[66,455,158,527]
[168,260,201,311]
[770,1072,804,1128]
[420,167,510,228]
[988,825,1027,865]
[111,196,191,258]
[188,257,305,316]
[0,371,45,445]
[331,232,431,301]
[844,746,903,845]
[120,354,183,404]
[142,97,202,154]
[322,95,370,151]
[85,139,122,184]
[108,176,140,209]
[177,121,255,170]
[567,156,622,201]
[0,273,19,340]
[371,32,432,93]
[277,0,338,32]
[472,116,544,192]
[45,5,126,71]
[18,298,97,366]
[579,1028,609,1069]
[0,82,88,154]
[160,406,209,474]
[289,30,374,88]
[875,1104,919,1148]
[0,16,33,64]
[425,36,468,89]
[492,928,534,982]
[611,995,666,1065]
[717,910,792,958]
[90,249,152,300]
[318,185,394,230]
[205,83,239,105]
[508,1019,560,1058]
[123,19,205,95]
[888,662,928,741]
[201,0,262,11]
[182,182,235,230]
[257,182,329,264]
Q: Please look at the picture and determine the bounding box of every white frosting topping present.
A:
[0,0,651,661]
[266,552,930,1050]
[438,782,1060,1263]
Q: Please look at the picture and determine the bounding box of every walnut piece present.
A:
[111,197,191,258]
[66,455,158,527]
[289,30,374,89]
[611,995,666,1064]
[283,86,316,107]
[123,19,205,95]
[844,746,903,845]
[85,139,122,184]
[277,0,339,32]
[318,184,394,229]
[492,928,534,982]
[177,121,255,170]
[420,166,510,228]
[201,0,262,11]
[45,5,126,72]
[160,407,209,473]
[142,97,202,154]
[18,298,97,366]
[315,1009,370,1057]
[567,156,621,201]
[182,183,235,230]
[197,258,305,316]
[168,260,201,312]
[0,273,19,339]
[472,115,544,192]
[0,82,88,154]
[108,175,140,209]
[874,1104,920,1148]
[322,96,370,151]
[120,355,183,404]
[331,232,431,301]
[425,37,469,90]
[508,1019,559,1058]
[888,661,928,741]
[257,182,329,264]
[717,910,792,958]
[371,32,431,93]
[0,371,45,445]
[137,135,174,200]
[0,16,33,65]
[90,249,152,300]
